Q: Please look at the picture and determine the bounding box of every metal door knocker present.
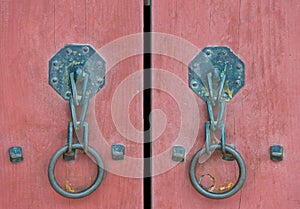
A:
[188,46,246,199]
[48,44,106,198]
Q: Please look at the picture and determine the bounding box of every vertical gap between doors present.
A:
[144,1,152,209]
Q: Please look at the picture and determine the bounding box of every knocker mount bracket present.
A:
[49,44,106,101]
[188,46,245,104]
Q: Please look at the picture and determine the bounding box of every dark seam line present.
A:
[143,1,152,209]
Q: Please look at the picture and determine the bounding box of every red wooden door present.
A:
[0,0,143,208]
[1,1,300,209]
[152,0,300,209]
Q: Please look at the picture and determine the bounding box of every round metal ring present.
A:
[48,143,104,198]
[189,144,246,199]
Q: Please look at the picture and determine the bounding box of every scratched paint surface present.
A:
[0,0,143,209]
[152,0,300,208]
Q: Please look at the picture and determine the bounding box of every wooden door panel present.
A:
[152,0,300,208]
[0,0,143,209]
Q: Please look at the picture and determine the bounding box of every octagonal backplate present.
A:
[49,44,106,100]
[188,46,245,102]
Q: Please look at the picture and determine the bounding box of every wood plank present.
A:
[0,0,143,208]
[152,0,300,208]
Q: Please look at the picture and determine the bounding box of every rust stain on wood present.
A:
[65,180,75,193]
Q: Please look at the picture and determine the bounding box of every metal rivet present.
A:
[206,50,211,56]
[52,61,58,67]
[270,145,283,162]
[83,46,89,53]
[65,91,71,98]
[190,80,199,89]
[51,77,58,84]
[111,144,125,160]
[172,146,185,162]
[9,146,23,163]
[66,48,72,54]
[236,64,242,70]
[235,80,241,86]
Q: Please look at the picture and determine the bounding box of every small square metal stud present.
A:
[9,146,23,163]
[172,146,185,162]
[270,145,283,162]
[111,144,125,160]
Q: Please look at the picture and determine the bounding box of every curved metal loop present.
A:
[205,122,211,155]
[69,71,90,129]
[205,121,227,157]
[189,144,246,199]
[48,143,104,199]
[69,96,89,128]
[206,98,226,130]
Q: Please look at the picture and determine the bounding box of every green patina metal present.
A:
[188,46,245,104]
[49,44,106,100]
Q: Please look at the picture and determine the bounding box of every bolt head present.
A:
[9,146,23,163]
[270,145,283,162]
[172,146,185,162]
[111,144,125,160]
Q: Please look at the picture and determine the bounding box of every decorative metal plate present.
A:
[188,46,245,102]
[49,44,106,100]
